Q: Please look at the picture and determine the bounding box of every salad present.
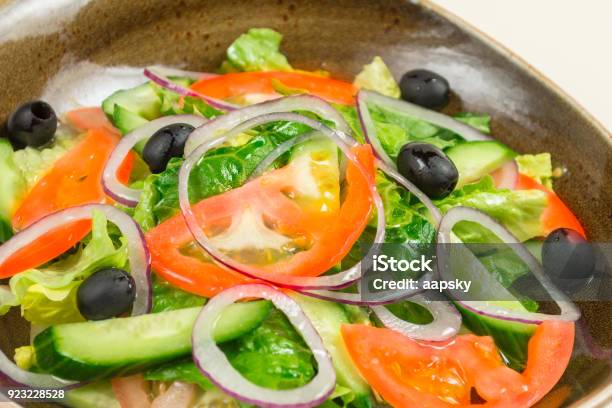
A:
[0,28,600,408]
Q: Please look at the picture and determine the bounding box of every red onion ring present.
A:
[370,292,461,341]
[192,283,335,408]
[0,204,151,388]
[178,112,384,290]
[0,353,77,389]
[183,94,353,156]
[436,206,580,324]
[300,274,429,306]
[490,159,519,190]
[102,115,208,206]
[144,67,238,112]
[356,89,491,168]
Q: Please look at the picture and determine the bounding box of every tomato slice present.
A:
[65,107,118,134]
[515,174,586,237]
[146,145,375,297]
[0,127,131,278]
[190,71,357,105]
[341,321,574,408]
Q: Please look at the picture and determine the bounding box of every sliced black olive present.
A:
[396,142,458,199]
[399,69,450,110]
[6,100,57,149]
[542,228,595,292]
[142,123,195,173]
[77,268,136,321]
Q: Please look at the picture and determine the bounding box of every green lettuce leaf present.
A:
[222,28,292,72]
[132,175,160,231]
[516,153,553,189]
[151,276,206,313]
[4,211,128,324]
[454,112,491,134]
[144,358,214,390]
[334,105,366,144]
[221,308,316,389]
[12,133,77,190]
[434,176,548,241]
[0,217,13,244]
[366,104,491,155]
[0,138,26,225]
[374,171,436,243]
[0,285,18,316]
[353,56,400,98]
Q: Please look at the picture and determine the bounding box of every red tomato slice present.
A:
[146,145,375,297]
[190,71,357,105]
[0,127,132,278]
[341,321,574,408]
[65,107,119,134]
[515,174,586,237]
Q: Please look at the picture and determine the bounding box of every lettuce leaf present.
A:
[0,217,13,244]
[0,285,18,316]
[2,211,128,324]
[132,174,159,232]
[151,276,206,313]
[353,56,400,98]
[221,308,316,389]
[434,176,548,241]
[0,139,26,227]
[144,358,214,390]
[454,112,491,134]
[516,153,553,189]
[357,103,492,156]
[221,28,292,72]
[12,133,77,190]
[334,105,366,144]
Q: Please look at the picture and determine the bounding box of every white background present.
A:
[432,0,612,132]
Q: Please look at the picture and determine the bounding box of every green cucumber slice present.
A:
[446,141,516,187]
[34,301,271,381]
[291,293,372,408]
[101,82,161,121]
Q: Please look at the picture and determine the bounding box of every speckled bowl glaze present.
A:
[0,0,610,407]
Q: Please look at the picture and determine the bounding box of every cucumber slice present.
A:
[101,82,161,121]
[291,293,372,408]
[457,302,536,371]
[111,105,149,154]
[446,141,516,187]
[34,301,271,381]
[112,104,149,136]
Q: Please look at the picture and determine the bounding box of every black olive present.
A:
[6,100,57,149]
[77,268,136,321]
[396,142,458,199]
[399,69,450,110]
[542,228,595,292]
[142,123,195,173]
